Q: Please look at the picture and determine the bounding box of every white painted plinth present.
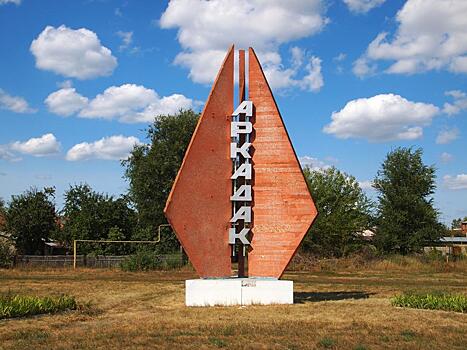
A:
[185,278,293,306]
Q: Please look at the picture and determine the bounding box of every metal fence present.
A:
[14,254,184,269]
[14,254,305,270]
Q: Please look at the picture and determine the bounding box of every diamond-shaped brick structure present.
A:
[247,48,318,278]
[165,46,317,279]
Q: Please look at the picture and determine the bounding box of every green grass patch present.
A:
[318,337,336,348]
[208,337,227,348]
[391,292,467,313]
[354,346,367,350]
[400,329,416,341]
[0,294,77,319]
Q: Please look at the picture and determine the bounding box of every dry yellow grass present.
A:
[0,265,466,349]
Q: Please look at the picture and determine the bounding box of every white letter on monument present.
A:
[230,185,252,201]
[230,206,251,223]
[229,227,250,244]
[232,100,253,117]
[231,121,252,137]
[230,142,251,159]
[231,163,252,180]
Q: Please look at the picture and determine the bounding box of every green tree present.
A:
[5,187,57,254]
[451,216,467,230]
[302,167,374,257]
[373,147,443,254]
[0,197,6,232]
[59,184,136,254]
[123,109,199,253]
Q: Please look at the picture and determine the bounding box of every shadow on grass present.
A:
[294,291,375,303]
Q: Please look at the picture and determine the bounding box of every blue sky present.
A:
[0,0,466,224]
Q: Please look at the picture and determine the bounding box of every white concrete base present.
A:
[185,278,293,306]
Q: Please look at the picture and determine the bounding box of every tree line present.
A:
[0,109,452,260]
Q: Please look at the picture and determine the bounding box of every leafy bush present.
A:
[0,294,77,319]
[422,248,445,262]
[0,238,15,268]
[391,292,467,313]
[120,250,183,271]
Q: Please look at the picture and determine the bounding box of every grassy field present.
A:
[0,261,466,349]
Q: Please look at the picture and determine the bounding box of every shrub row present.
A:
[120,250,184,271]
[0,294,77,319]
[391,292,467,313]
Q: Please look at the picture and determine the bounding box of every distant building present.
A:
[360,229,375,241]
[424,236,467,256]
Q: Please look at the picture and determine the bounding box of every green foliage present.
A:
[303,167,374,257]
[120,250,183,271]
[5,187,57,254]
[208,337,227,348]
[0,238,15,268]
[123,109,199,252]
[391,292,467,313]
[373,147,444,254]
[400,330,416,341]
[0,197,5,225]
[451,216,467,230]
[59,184,136,254]
[318,337,336,348]
[0,294,77,319]
[0,198,12,267]
[422,248,444,262]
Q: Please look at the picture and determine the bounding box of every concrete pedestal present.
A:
[185,278,293,306]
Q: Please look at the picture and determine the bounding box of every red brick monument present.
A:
[165,46,317,306]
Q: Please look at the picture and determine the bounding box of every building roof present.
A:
[440,237,467,244]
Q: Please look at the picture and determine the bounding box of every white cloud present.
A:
[299,156,332,171]
[333,53,346,62]
[122,94,196,123]
[30,25,117,79]
[436,127,459,144]
[10,133,60,157]
[80,84,156,119]
[57,80,73,89]
[0,146,19,161]
[323,94,440,142]
[352,57,377,78]
[159,0,328,89]
[261,50,324,92]
[116,31,133,51]
[0,0,21,5]
[358,180,374,190]
[343,0,385,14]
[301,56,324,92]
[443,90,467,115]
[333,53,346,73]
[45,84,198,123]
[444,174,467,190]
[0,88,36,113]
[45,87,88,116]
[66,135,141,161]
[440,152,454,163]
[355,0,467,76]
